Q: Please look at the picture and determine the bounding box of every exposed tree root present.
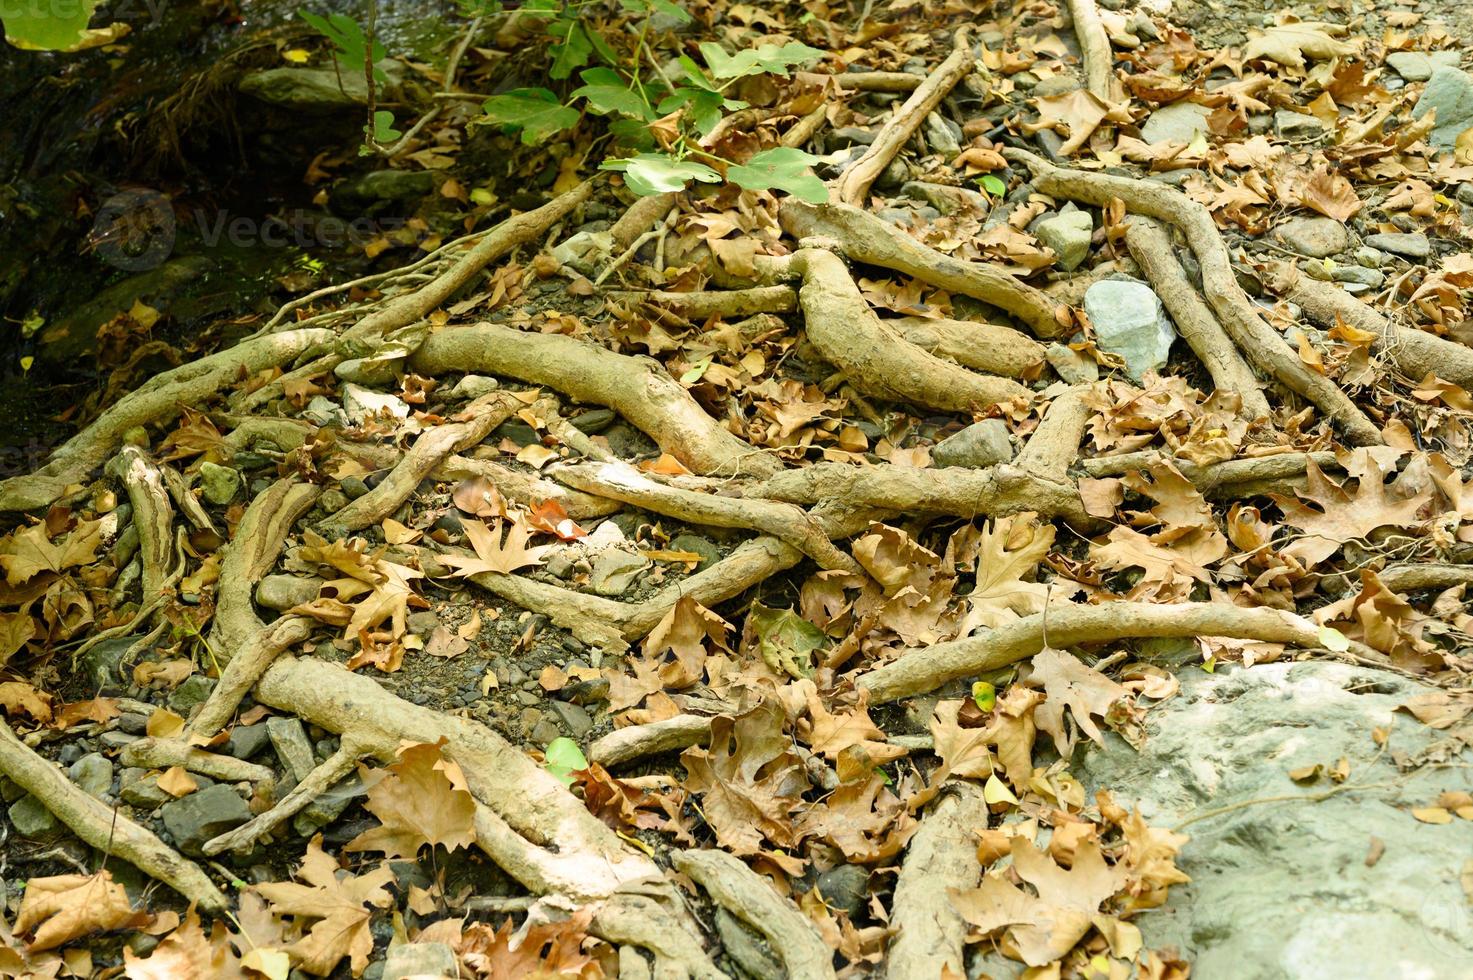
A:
[590,888,727,980]
[1067,0,1120,101]
[435,455,622,518]
[410,322,780,478]
[1006,149,1384,445]
[791,248,1032,411]
[0,327,333,512]
[202,738,368,856]
[671,849,836,980]
[606,285,799,318]
[1125,216,1272,419]
[1270,263,1473,390]
[1079,450,1339,496]
[835,28,973,208]
[835,71,926,93]
[119,737,276,784]
[610,192,681,251]
[887,782,988,980]
[0,717,226,911]
[1016,386,1092,484]
[588,714,713,768]
[857,601,1374,702]
[887,315,1047,378]
[111,447,181,607]
[780,199,1064,337]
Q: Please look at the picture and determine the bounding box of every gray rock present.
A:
[1032,75,1081,98]
[1076,662,1473,978]
[383,942,458,980]
[1033,210,1093,271]
[589,550,649,596]
[1046,343,1099,384]
[1140,102,1211,145]
[168,675,216,715]
[227,723,272,761]
[1363,233,1431,259]
[302,395,344,427]
[239,65,398,111]
[1355,246,1387,267]
[714,909,783,980]
[267,716,317,782]
[318,489,350,514]
[1274,216,1349,258]
[69,753,113,799]
[1274,109,1325,138]
[932,420,1014,469]
[922,112,962,155]
[1387,50,1461,83]
[448,375,499,400]
[120,768,171,808]
[256,574,320,612]
[669,532,721,570]
[1413,67,1473,151]
[548,701,593,739]
[1331,265,1385,288]
[815,864,870,919]
[159,784,251,855]
[529,719,562,746]
[78,637,135,694]
[1083,279,1176,381]
[197,462,241,506]
[335,169,437,204]
[8,795,61,838]
[406,610,440,635]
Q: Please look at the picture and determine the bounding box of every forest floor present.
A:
[1,0,1473,977]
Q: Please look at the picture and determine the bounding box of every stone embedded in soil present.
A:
[1140,101,1211,145]
[548,701,594,738]
[238,66,397,111]
[168,675,216,715]
[1387,50,1460,83]
[1046,343,1099,384]
[226,723,272,761]
[669,532,721,570]
[814,863,870,919]
[1273,109,1324,138]
[267,716,317,782]
[1331,265,1385,289]
[1413,66,1473,151]
[1083,279,1176,381]
[255,574,321,613]
[8,794,62,839]
[1033,210,1093,271]
[449,375,499,401]
[1363,232,1431,260]
[588,549,649,596]
[383,942,458,980]
[159,784,251,855]
[69,753,113,800]
[931,419,1014,469]
[1273,216,1349,258]
[714,908,784,980]
[1074,661,1473,978]
[78,637,135,695]
[197,461,241,506]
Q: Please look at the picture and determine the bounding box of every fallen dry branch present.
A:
[858,600,1368,702]
[887,782,989,980]
[887,315,1047,378]
[1125,216,1272,419]
[410,322,780,478]
[1067,0,1120,101]
[587,714,712,768]
[202,738,368,856]
[832,70,925,93]
[672,849,836,980]
[0,327,333,512]
[1006,149,1383,445]
[0,717,226,911]
[791,248,1032,412]
[1016,386,1092,484]
[781,199,1064,337]
[835,28,973,207]
[119,737,276,784]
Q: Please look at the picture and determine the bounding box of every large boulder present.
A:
[1076,661,1473,978]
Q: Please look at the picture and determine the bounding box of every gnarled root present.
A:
[112,447,181,602]
[606,285,798,318]
[119,737,276,784]
[203,738,368,856]
[1080,449,1339,497]
[588,714,713,768]
[1016,386,1092,483]
[887,315,1047,378]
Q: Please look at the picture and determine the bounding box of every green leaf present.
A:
[608,118,658,151]
[549,19,593,79]
[698,40,824,80]
[544,737,587,787]
[658,86,724,136]
[648,0,692,23]
[570,68,651,119]
[1317,625,1350,652]
[299,10,388,81]
[1,0,103,50]
[481,88,580,144]
[979,174,1007,197]
[601,153,720,196]
[368,110,402,143]
[679,357,712,383]
[747,602,827,680]
[971,681,996,713]
[727,147,828,202]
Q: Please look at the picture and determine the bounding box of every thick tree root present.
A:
[591,888,728,980]
[1125,217,1272,419]
[857,601,1370,702]
[1067,0,1120,101]
[1270,264,1473,390]
[887,315,1047,378]
[112,447,181,603]
[1006,149,1383,445]
[791,248,1032,412]
[610,192,681,251]
[119,737,276,784]
[835,71,925,93]
[202,738,368,855]
[836,28,973,207]
[0,717,226,911]
[607,285,798,318]
[1079,450,1338,496]
[0,327,333,512]
[588,714,713,768]
[410,323,780,478]
[887,782,988,980]
[1016,386,1092,484]
[671,849,836,980]
[780,199,1064,337]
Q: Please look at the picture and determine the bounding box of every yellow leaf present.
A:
[146,708,186,739]
[156,766,198,798]
[984,773,1019,805]
[282,48,311,64]
[1413,807,1453,824]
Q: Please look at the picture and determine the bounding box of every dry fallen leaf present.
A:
[254,836,395,977]
[345,739,477,858]
[16,872,147,952]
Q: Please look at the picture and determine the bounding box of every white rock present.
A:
[1083,279,1176,381]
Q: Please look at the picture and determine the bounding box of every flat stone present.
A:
[160,784,251,855]
[588,549,649,596]
[383,942,458,980]
[1331,265,1385,288]
[168,675,216,715]
[8,795,61,839]
[1274,217,1349,258]
[1034,210,1094,271]
[1076,661,1473,978]
[1355,246,1387,268]
[932,420,1014,469]
[1140,102,1211,145]
[226,723,273,761]
[267,716,317,782]
[255,574,320,612]
[342,384,410,424]
[1046,343,1099,384]
[922,112,961,155]
[449,375,499,400]
[69,753,114,800]
[548,701,594,739]
[119,768,171,809]
[197,462,241,506]
[1363,233,1431,259]
[1386,50,1461,82]
[1412,66,1473,151]
[1083,279,1176,381]
[1274,109,1325,138]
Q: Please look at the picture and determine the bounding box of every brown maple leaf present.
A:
[801,687,904,765]
[16,871,147,952]
[1025,648,1128,756]
[459,909,603,978]
[1271,451,1431,566]
[122,907,237,979]
[440,517,552,576]
[0,519,103,588]
[346,739,477,859]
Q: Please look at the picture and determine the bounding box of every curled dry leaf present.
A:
[16,871,147,952]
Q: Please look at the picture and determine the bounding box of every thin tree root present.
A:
[202,739,368,855]
[887,782,989,980]
[836,27,974,207]
[1078,450,1339,495]
[605,285,799,318]
[780,199,1064,337]
[833,71,925,93]
[1005,149,1383,445]
[110,446,181,606]
[119,737,277,784]
[0,717,226,911]
[588,714,713,768]
[610,192,681,251]
[1015,386,1092,484]
[1067,0,1120,101]
[1125,216,1271,419]
[857,601,1375,703]
[886,315,1047,378]
[672,849,836,980]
